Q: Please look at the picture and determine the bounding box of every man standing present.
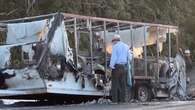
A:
[184,49,192,72]
[109,34,132,103]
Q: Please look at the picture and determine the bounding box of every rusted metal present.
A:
[74,18,78,68]
[62,13,178,29]
[143,25,147,77]
[133,76,154,80]
[89,19,93,74]
[103,21,107,78]
[117,22,120,34]
[130,25,135,77]
[168,28,171,58]
[0,12,178,29]
[0,13,56,23]
[176,31,179,52]
[156,26,160,80]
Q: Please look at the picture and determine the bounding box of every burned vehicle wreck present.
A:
[0,13,111,100]
[0,13,187,102]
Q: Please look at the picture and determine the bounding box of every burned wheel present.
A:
[137,85,151,102]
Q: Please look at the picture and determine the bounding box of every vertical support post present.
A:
[21,48,24,63]
[156,27,160,80]
[117,22,120,34]
[176,29,179,52]
[130,25,134,76]
[168,28,171,59]
[143,25,147,77]
[103,21,107,79]
[74,18,78,68]
[89,19,93,74]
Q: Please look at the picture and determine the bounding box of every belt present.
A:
[115,64,127,66]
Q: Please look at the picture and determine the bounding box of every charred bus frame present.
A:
[60,12,178,79]
[0,13,178,101]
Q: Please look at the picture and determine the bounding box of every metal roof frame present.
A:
[0,12,178,29]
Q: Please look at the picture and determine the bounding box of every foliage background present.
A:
[0,0,195,58]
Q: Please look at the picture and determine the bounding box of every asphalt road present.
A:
[1,100,195,110]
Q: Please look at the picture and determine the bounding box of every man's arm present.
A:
[109,46,117,69]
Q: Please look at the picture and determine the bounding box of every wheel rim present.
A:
[138,86,148,102]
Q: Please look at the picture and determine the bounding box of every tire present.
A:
[137,85,151,102]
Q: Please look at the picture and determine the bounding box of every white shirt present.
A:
[109,41,132,69]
